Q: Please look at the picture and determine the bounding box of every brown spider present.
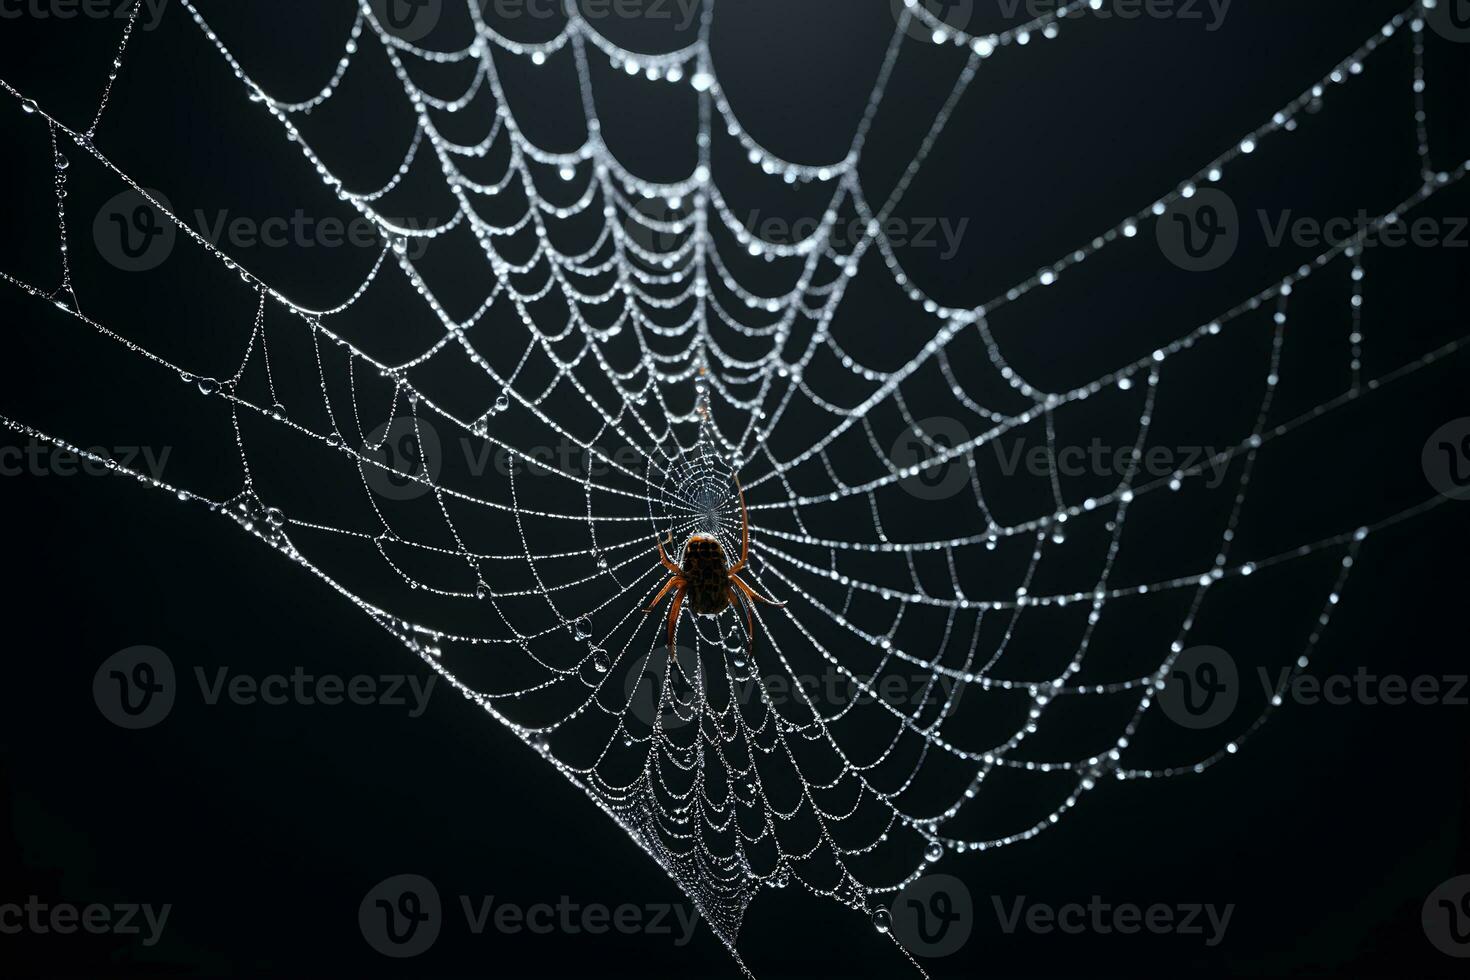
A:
[644,475,786,657]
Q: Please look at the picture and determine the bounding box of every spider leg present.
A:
[655,534,681,574]
[665,584,686,657]
[729,473,751,573]
[643,575,683,613]
[732,573,787,608]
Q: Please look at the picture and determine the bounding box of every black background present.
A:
[1,1,1467,978]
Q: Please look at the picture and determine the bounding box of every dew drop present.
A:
[871,908,892,933]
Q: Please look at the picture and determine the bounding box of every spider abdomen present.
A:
[681,535,732,615]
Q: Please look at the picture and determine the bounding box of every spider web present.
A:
[1,1,1466,974]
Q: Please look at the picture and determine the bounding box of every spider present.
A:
[644,475,785,658]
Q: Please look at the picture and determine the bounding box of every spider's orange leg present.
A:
[643,575,684,613]
[732,573,786,608]
[665,584,686,656]
[729,474,751,573]
[655,534,681,574]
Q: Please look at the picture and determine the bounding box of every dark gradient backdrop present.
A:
[0,2,1467,978]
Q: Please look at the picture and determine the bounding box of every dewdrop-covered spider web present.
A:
[1,0,1467,973]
